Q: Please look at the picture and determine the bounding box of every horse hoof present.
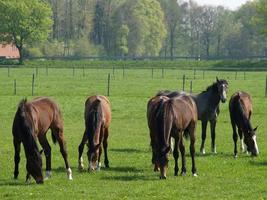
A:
[193,173,198,177]
[78,164,84,171]
[160,176,166,180]
[67,168,73,180]
[212,147,217,154]
[234,154,238,158]
[200,148,206,155]
[181,172,186,176]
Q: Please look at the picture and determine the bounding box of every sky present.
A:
[193,0,251,10]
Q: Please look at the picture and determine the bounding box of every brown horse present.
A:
[78,95,111,171]
[12,97,72,184]
[147,95,169,172]
[151,94,198,179]
[229,91,259,157]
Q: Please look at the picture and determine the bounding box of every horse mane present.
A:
[202,82,218,93]
[86,98,103,146]
[16,98,38,152]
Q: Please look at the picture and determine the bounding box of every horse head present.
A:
[216,77,228,103]
[244,126,259,156]
[88,143,101,171]
[26,148,43,184]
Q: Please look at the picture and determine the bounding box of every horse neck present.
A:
[195,88,220,110]
[87,103,103,148]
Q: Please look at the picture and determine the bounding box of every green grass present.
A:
[0,66,267,199]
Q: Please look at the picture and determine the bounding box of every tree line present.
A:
[1,0,267,64]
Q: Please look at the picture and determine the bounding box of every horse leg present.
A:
[103,127,109,168]
[231,121,238,157]
[13,137,21,179]
[210,119,217,154]
[238,128,246,153]
[78,130,87,171]
[52,128,72,180]
[189,123,197,176]
[200,120,208,154]
[179,135,186,176]
[38,135,52,179]
[173,137,179,176]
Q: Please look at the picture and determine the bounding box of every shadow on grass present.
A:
[101,174,154,182]
[110,148,145,154]
[0,179,36,186]
[52,166,67,173]
[101,166,143,173]
[249,160,267,166]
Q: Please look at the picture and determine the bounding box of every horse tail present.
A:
[51,132,57,144]
[156,99,172,166]
[86,98,102,141]
[236,94,252,129]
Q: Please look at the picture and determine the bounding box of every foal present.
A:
[78,95,111,171]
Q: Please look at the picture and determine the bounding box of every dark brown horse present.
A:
[151,95,198,179]
[229,91,259,157]
[78,95,111,171]
[12,97,72,184]
[158,78,229,154]
[147,95,169,172]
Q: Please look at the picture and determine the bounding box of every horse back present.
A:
[229,91,252,121]
[30,97,62,133]
[85,95,111,128]
[171,96,198,129]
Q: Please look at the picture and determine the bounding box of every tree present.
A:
[0,0,52,64]
[112,0,167,57]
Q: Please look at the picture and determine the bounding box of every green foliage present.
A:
[0,0,52,63]
[112,0,167,57]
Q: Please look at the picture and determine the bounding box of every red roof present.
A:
[0,44,20,58]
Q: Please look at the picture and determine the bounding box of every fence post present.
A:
[190,80,193,94]
[182,75,185,91]
[107,73,111,96]
[32,74,35,96]
[162,68,164,78]
[14,79,16,95]
[113,66,115,76]
[36,67,38,77]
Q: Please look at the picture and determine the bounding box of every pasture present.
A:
[0,64,266,199]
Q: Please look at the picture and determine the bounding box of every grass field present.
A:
[0,65,266,199]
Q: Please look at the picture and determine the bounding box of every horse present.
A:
[12,97,73,184]
[147,95,169,172]
[152,94,198,179]
[229,91,259,157]
[78,95,111,171]
[157,77,228,154]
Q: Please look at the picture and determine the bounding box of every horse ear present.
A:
[216,76,219,83]
[253,126,258,132]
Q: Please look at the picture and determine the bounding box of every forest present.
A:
[2,0,267,60]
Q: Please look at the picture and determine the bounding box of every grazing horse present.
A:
[152,95,198,179]
[12,97,72,184]
[156,78,228,154]
[147,95,169,172]
[78,95,111,171]
[229,91,259,157]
